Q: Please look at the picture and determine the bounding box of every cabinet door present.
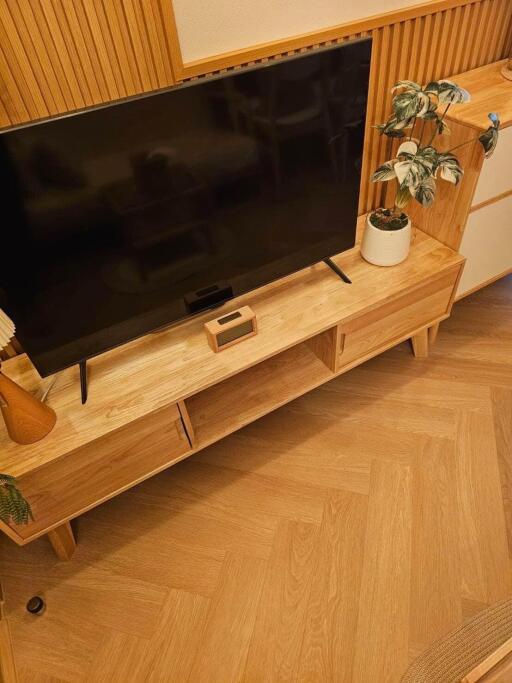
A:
[7,404,191,542]
[338,269,459,367]
[458,195,512,297]
[472,127,512,207]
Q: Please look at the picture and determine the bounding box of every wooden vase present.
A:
[0,370,56,444]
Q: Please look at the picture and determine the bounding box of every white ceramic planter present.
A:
[361,214,411,266]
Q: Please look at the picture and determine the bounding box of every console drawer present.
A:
[8,404,191,541]
[338,269,459,366]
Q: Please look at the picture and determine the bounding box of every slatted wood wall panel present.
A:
[360,0,512,212]
[0,0,175,129]
[0,0,511,216]
[165,0,512,214]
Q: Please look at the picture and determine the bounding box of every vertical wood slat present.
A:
[0,9,43,120]
[27,0,77,112]
[76,0,118,102]
[359,0,512,215]
[506,8,512,55]
[493,0,512,63]
[0,0,175,128]
[0,0,511,220]
[2,0,58,116]
[107,1,143,96]
[50,0,95,107]
[122,0,158,92]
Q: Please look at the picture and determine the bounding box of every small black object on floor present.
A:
[26,596,45,615]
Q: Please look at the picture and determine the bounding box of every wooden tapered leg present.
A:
[429,323,440,346]
[47,522,76,561]
[411,328,429,358]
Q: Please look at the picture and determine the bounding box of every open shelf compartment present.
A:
[185,330,337,450]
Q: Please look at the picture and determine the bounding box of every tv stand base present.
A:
[47,522,76,561]
[79,360,88,404]
[323,257,352,284]
[0,220,465,560]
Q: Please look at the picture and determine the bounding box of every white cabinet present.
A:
[472,126,512,207]
[458,194,512,296]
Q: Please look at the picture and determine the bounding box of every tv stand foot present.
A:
[47,522,76,561]
[429,322,440,345]
[323,257,352,284]
[411,328,429,358]
[79,360,88,404]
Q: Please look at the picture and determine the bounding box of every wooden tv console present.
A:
[0,217,465,560]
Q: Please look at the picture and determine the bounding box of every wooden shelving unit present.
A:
[0,217,465,558]
[187,341,334,450]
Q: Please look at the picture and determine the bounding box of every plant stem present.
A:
[446,138,475,155]
[426,101,452,147]
[408,116,417,142]
[418,119,427,148]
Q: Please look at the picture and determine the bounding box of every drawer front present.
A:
[458,195,512,297]
[339,270,458,366]
[472,126,512,207]
[10,404,191,541]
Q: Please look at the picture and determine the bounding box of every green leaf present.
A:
[395,149,435,191]
[393,90,431,121]
[395,184,412,210]
[418,146,439,168]
[397,140,418,157]
[414,177,436,207]
[375,124,405,139]
[425,80,470,104]
[391,80,423,93]
[478,113,500,158]
[437,152,463,185]
[371,160,397,182]
[375,116,415,138]
[422,110,451,134]
[0,474,33,526]
[395,160,427,191]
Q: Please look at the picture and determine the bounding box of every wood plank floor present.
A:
[1,275,511,682]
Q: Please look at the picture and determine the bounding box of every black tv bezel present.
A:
[0,36,372,378]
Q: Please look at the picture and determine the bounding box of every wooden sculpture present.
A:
[0,310,56,445]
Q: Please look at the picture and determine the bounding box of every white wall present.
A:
[173,0,424,63]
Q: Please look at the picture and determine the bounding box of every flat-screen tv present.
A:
[0,38,371,377]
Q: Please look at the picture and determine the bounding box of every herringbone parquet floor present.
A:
[1,275,511,683]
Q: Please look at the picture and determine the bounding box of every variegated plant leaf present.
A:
[391,80,423,93]
[375,124,405,138]
[437,153,463,185]
[394,156,431,191]
[417,146,439,168]
[414,177,436,207]
[437,118,451,135]
[395,184,413,210]
[478,113,500,158]
[393,90,431,121]
[422,109,451,134]
[375,116,414,138]
[425,80,470,104]
[371,161,397,182]
[397,140,418,157]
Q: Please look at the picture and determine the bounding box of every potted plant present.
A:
[362,79,500,266]
[0,473,33,526]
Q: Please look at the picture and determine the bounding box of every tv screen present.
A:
[0,38,371,376]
